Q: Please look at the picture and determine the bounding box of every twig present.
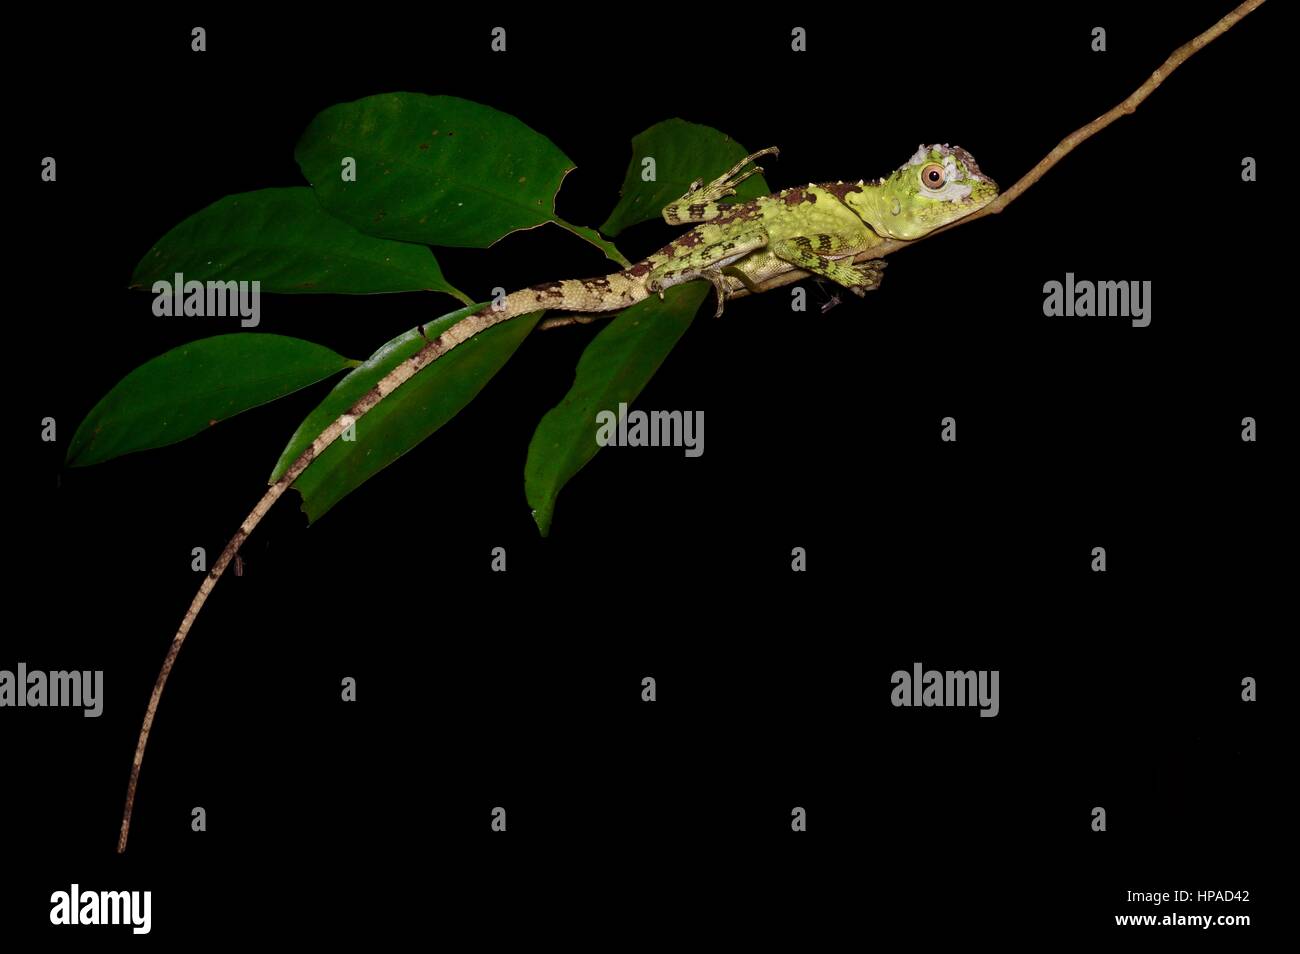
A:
[728,0,1266,300]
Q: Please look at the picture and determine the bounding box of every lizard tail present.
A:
[117,264,653,851]
[503,262,655,318]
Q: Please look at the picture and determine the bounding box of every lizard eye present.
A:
[920,163,946,190]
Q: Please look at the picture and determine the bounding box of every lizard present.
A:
[541,142,997,323]
[116,142,998,851]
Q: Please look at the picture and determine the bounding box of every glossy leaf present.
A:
[130,187,470,301]
[66,334,359,467]
[296,93,625,263]
[599,119,772,237]
[272,303,543,522]
[525,283,709,536]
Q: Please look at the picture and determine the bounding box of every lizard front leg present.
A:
[647,229,769,317]
[770,234,887,297]
[661,147,779,224]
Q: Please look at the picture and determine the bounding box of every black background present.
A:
[8,2,1282,942]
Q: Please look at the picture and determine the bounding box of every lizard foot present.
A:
[846,261,887,297]
[688,146,780,203]
[703,268,731,318]
[647,269,729,312]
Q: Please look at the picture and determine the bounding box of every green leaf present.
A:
[66,335,358,468]
[131,187,470,302]
[272,303,543,523]
[296,93,623,264]
[524,284,709,536]
[599,120,772,237]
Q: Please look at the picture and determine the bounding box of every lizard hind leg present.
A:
[646,228,770,318]
[702,145,780,199]
[662,146,780,224]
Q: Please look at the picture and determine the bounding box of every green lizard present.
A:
[117,142,997,851]
[538,142,998,321]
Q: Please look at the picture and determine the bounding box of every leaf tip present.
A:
[530,505,553,538]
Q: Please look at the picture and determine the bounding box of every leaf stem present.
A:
[553,218,632,268]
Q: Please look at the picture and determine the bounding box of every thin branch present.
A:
[728,0,1266,300]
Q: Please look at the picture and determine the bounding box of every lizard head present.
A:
[852,144,998,240]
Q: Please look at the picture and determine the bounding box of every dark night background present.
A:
[6,3,1282,941]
